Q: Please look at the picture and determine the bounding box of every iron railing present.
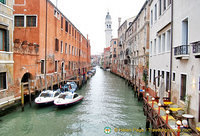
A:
[174,45,189,56]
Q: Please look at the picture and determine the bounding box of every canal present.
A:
[0,67,149,136]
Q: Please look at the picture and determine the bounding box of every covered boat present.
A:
[63,82,77,92]
[35,89,61,106]
[54,92,83,107]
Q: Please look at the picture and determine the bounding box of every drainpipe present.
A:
[44,0,48,90]
[169,0,173,101]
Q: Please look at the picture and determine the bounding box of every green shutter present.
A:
[0,0,6,4]
[5,30,9,52]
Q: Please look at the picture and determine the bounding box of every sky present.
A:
[50,0,146,55]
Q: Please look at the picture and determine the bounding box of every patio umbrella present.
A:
[158,77,165,105]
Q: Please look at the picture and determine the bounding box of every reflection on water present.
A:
[0,67,149,136]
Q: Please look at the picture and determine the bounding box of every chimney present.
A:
[118,17,121,28]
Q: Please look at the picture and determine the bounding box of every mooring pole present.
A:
[28,80,32,107]
[21,83,24,112]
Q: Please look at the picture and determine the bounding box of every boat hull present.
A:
[35,101,54,107]
[55,97,84,108]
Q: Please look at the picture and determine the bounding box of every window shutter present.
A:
[5,30,9,52]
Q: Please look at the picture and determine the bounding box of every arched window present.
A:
[109,25,111,28]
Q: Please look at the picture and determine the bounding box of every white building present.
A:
[172,0,200,122]
[149,0,172,96]
[105,12,112,48]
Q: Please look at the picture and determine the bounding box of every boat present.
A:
[54,92,84,107]
[34,89,61,106]
[63,82,77,92]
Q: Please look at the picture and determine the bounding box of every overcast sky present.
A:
[50,0,146,55]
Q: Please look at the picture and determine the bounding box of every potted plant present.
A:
[21,40,28,49]
[14,39,21,48]
[28,43,34,51]
[34,43,39,53]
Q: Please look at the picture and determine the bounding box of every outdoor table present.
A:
[196,127,200,132]
[162,115,175,121]
[169,108,183,112]
[182,114,194,130]
[163,102,173,105]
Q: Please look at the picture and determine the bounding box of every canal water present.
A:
[0,67,149,136]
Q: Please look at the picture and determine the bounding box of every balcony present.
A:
[174,45,189,59]
[192,41,200,58]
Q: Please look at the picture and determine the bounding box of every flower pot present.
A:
[14,43,21,48]
[21,44,28,49]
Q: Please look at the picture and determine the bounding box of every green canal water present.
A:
[0,67,150,136]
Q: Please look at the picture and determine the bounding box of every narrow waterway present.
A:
[0,67,149,136]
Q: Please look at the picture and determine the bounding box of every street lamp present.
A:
[176,120,181,136]
[158,103,161,115]
[166,110,170,124]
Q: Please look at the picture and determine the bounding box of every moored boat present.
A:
[35,89,61,106]
[54,92,83,107]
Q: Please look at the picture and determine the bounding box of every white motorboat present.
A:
[54,92,83,107]
[35,90,61,106]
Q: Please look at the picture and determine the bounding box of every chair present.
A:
[175,110,185,120]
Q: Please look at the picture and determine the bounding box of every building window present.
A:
[182,18,188,45]
[69,24,71,34]
[54,9,60,19]
[74,47,76,56]
[0,72,6,90]
[164,0,166,11]
[68,61,70,70]
[173,72,175,81]
[72,46,74,55]
[114,41,116,44]
[158,70,160,87]
[26,16,36,27]
[65,43,67,54]
[180,74,187,101]
[61,41,63,53]
[0,0,6,4]
[162,33,165,52]
[154,39,157,55]
[14,16,24,27]
[151,10,153,25]
[166,30,171,51]
[168,0,171,6]
[55,38,59,51]
[149,69,151,82]
[41,60,44,74]
[159,0,162,16]
[153,70,156,84]
[61,16,63,29]
[154,4,157,21]
[65,21,68,32]
[0,29,9,52]
[55,61,58,72]
[158,35,161,53]
[166,72,169,91]
[162,71,164,78]
[69,45,71,54]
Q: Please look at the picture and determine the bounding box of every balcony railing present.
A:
[192,41,200,58]
[174,45,189,59]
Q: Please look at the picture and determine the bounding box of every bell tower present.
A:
[105,12,112,47]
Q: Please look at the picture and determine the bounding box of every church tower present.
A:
[105,12,112,47]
